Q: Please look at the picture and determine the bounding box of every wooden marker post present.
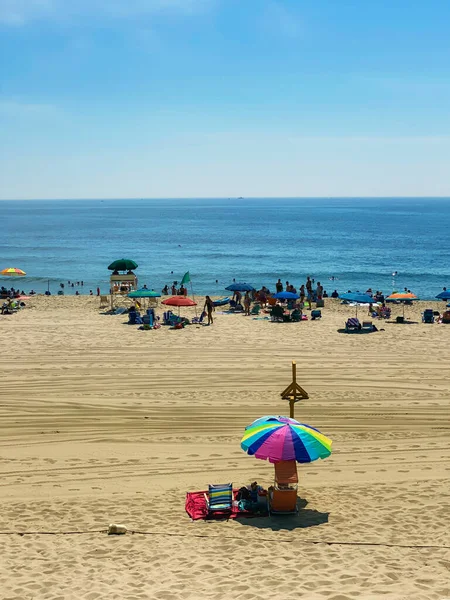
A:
[280,361,309,418]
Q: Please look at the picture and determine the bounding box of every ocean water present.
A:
[3,198,450,299]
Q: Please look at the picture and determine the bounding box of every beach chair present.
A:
[204,483,233,515]
[291,308,302,322]
[345,318,361,332]
[362,321,374,332]
[250,304,261,315]
[163,310,175,325]
[422,309,434,323]
[270,305,284,322]
[311,309,322,320]
[191,312,205,324]
[268,461,298,515]
[99,295,109,309]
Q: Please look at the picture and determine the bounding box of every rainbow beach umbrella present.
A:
[1,267,26,276]
[241,416,332,463]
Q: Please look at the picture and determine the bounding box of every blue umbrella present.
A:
[340,292,374,304]
[225,282,255,292]
[273,291,299,300]
[340,292,374,317]
[436,291,450,300]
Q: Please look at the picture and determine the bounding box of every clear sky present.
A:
[1,0,450,199]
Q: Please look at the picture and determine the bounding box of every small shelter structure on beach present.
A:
[108,259,138,309]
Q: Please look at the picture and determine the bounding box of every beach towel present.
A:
[185,490,267,520]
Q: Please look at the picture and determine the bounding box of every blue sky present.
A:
[1,0,450,199]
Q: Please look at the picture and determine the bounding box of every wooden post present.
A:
[280,361,309,419]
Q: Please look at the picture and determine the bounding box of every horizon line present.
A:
[2,195,450,201]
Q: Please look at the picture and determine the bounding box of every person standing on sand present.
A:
[203,296,215,325]
[243,291,251,316]
[300,284,305,305]
[306,277,312,307]
[276,279,283,293]
[316,282,323,301]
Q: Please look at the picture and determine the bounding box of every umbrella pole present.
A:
[190,281,198,318]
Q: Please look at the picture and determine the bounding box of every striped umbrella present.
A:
[241,416,332,463]
[1,268,26,276]
[245,415,300,430]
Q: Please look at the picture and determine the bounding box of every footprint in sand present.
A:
[398,470,409,473]
[187,454,199,457]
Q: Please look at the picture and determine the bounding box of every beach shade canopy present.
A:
[127,289,161,298]
[241,416,332,464]
[436,290,450,300]
[340,292,373,304]
[273,291,300,300]
[340,292,374,316]
[225,282,255,292]
[161,296,197,307]
[108,259,138,271]
[386,292,418,317]
[1,267,26,276]
[386,292,418,301]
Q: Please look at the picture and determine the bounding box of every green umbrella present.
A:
[108,258,138,271]
[127,289,161,298]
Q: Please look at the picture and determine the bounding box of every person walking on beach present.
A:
[204,295,215,325]
[244,291,251,316]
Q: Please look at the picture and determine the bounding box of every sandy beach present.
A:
[0,296,449,600]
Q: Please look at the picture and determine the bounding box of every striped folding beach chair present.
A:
[204,483,233,513]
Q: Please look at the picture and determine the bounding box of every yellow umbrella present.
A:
[1,268,26,276]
